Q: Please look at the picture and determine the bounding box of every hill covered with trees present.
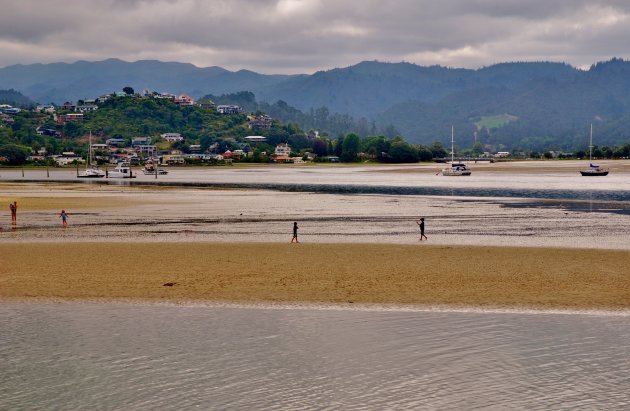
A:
[0,94,443,165]
[4,58,630,151]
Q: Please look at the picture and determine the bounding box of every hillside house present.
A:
[160,154,185,165]
[36,105,56,114]
[244,136,267,143]
[174,94,194,106]
[161,132,183,142]
[75,105,98,112]
[274,143,291,157]
[61,101,76,111]
[134,145,157,157]
[54,152,84,166]
[56,113,84,125]
[217,105,242,114]
[132,136,152,146]
[106,138,126,146]
[247,114,273,130]
[156,93,176,100]
[199,101,216,109]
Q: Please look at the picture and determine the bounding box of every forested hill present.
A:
[0,59,293,104]
[0,89,34,108]
[379,58,630,150]
[4,57,630,149]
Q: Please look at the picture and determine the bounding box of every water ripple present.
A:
[1,303,629,410]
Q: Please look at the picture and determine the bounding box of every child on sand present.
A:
[416,217,427,241]
[59,209,68,226]
[291,221,299,243]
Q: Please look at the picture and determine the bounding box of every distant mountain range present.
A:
[3,57,630,149]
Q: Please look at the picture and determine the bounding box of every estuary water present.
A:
[1,302,630,410]
[5,162,630,201]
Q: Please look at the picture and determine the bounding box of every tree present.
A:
[0,144,29,165]
[311,138,328,157]
[123,86,134,95]
[472,142,484,156]
[341,133,360,162]
[334,136,344,157]
[417,145,434,161]
[430,142,448,158]
[388,140,418,163]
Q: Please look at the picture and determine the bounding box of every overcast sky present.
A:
[1,0,629,73]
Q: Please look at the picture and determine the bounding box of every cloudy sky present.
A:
[1,0,629,73]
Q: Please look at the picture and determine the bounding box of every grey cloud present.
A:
[1,0,630,73]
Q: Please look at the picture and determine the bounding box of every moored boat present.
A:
[442,125,472,176]
[78,131,105,178]
[580,124,608,176]
[107,161,136,178]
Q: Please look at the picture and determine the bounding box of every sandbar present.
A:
[2,242,629,311]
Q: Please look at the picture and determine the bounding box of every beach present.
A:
[2,163,630,310]
[2,242,630,310]
[3,164,630,410]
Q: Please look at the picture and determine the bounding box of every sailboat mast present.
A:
[451,125,454,163]
[589,123,593,162]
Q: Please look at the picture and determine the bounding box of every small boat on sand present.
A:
[143,162,168,175]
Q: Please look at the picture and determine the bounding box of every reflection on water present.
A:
[1,302,629,410]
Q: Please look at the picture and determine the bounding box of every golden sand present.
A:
[1,243,629,310]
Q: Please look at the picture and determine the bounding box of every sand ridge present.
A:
[2,242,629,310]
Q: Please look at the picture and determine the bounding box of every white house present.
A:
[244,135,267,143]
[161,133,183,142]
[274,143,291,156]
[75,105,98,112]
[217,105,242,114]
[53,153,84,166]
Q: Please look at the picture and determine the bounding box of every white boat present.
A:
[580,124,609,176]
[107,161,136,178]
[143,162,168,175]
[442,125,472,176]
[78,131,105,178]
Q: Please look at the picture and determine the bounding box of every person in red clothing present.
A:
[9,201,17,225]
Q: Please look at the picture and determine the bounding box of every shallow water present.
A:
[1,302,629,410]
[5,164,630,200]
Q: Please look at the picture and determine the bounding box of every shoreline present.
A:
[2,242,629,311]
[4,296,630,317]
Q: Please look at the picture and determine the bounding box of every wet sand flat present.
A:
[2,242,629,310]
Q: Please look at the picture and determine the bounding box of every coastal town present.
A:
[1,90,323,167]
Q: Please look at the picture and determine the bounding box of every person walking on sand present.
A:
[291,221,299,243]
[59,209,68,227]
[9,201,17,225]
[416,217,428,241]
